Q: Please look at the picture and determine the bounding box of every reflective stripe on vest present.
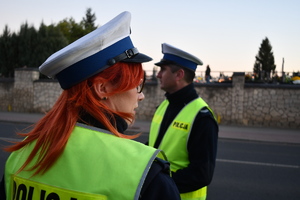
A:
[5,124,163,200]
[149,98,215,200]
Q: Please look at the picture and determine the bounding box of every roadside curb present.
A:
[0,112,299,144]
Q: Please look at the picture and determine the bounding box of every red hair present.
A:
[4,62,144,175]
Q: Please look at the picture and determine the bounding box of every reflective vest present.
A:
[149,98,216,200]
[5,123,164,200]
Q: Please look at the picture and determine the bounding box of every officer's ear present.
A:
[175,69,185,81]
[93,82,106,98]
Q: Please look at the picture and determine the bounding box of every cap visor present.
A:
[122,53,152,63]
[154,59,174,66]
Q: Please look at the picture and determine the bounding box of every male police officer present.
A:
[149,43,218,200]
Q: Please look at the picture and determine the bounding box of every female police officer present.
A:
[1,11,180,200]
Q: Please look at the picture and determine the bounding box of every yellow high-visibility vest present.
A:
[5,123,164,200]
[149,98,216,200]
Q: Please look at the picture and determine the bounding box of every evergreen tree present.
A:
[0,8,97,77]
[253,60,262,80]
[35,23,68,68]
[0,26,18,77]
[254,37,276,80]
[57,18,86,43]
[57,8,97,43]
[17,22,39,68]
[82,8,97,33]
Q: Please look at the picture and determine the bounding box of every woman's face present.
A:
[101,79,145,123]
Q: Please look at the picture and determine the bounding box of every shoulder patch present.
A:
[200,108,209,113]
[199,107,214,119]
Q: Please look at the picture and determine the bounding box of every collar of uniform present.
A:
[78,112,128,133]
[165,83,198,105]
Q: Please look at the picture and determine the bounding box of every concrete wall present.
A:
[0,69,299,129]
[0,78,14,111]
[33,81,62,113]
[13,68,40,112]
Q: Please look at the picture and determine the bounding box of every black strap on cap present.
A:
[108,47,139,65]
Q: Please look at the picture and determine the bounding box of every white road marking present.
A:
[217,158,299,169]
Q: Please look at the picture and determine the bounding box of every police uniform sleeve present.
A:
[171,108,219,193]
[140,158,180,200]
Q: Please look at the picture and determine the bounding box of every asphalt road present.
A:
[207,139,300,200]
[1,122,300,200]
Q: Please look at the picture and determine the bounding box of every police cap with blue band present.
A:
[39,11,152,90]
[155,43,203,71]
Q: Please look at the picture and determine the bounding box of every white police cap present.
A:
[155,43,203,71]
[39,11,152,89]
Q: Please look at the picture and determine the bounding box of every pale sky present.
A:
[1,0,299,76]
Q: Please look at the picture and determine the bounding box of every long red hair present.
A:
[4,62,144,175]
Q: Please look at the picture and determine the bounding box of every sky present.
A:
[0,0,299,76]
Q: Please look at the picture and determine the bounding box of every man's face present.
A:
[156,65,178,93]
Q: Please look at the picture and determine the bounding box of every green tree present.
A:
[0,8,97,77]
[57,8,97,43]
[0,26,18,77]
[17,22,39,68]
[57,18,86,43]
[254,37,276,80]
[253,61,261,80]
[0,23,68,77]
[82,8,97,33]
[35,23,68,68]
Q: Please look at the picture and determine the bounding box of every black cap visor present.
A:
[108,47,152,65]
[154,59,177,66]
[122,52,152,63]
